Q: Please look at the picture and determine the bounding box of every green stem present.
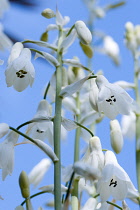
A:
[25,198,32,210]
[134,54,140,191]
[106,201,123,210]
[21,191,49,206]
[43,82,50,99]
[53,27,63,210]
[72,93,81,209]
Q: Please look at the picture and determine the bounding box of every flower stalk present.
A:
[134,54,140,191]
[53,27,63,210]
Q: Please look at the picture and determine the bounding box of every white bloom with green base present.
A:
[97,150,139,202]
[0,131,19,180]
[5,42,35,92]
[94,75,134,120]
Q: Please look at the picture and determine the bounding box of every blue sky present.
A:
[0,0,140,209]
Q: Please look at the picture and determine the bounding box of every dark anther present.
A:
[113,98,116,102]
[36,129,44,133]
[111,95,114,98]
[109,179,117,187]
[106,99,112,102]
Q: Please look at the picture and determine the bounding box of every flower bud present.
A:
[75,20,92,45]
[41,8,55,19]
[110,119,123,154]
[79,41,93,58]
[40,32,48,42]
[19,171,30,198]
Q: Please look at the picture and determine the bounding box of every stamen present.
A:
[109,179,117,187]
[16,70,27,78]
[36,129,44,133]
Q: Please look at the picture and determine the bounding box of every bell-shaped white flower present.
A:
[0,23,12,51]
[0,123,9,138]
[28,158,51,187]
[26,100,66,145]
[84,136,104,173]
[97,150,139,202]
[5,42,35,92]
[0,131,19,180]
[93,75,134,120]
[110,119,123,153]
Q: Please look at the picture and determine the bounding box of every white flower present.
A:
[0,131,19,180]
[0,23,12,51]
[0,0,9,18]
[26,100,66,145]
[0,123,9,138]
[92,75,134,120]
[28,158,51,187]
[97,150,139,202]
[103,36,120,65]
[110,119,123,154]
[121,111,136,139]
[5,42,35,92]
[83,136,104,173]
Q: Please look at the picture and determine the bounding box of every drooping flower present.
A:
[0,23,12,51]
[26,100,66,145]
[82,136,104,173]
[110,119,123,153]
[5,42,35,92]
[0,131,19,180]
[28,158,51,187]
[97,150,139,202]
[90,75,134,120]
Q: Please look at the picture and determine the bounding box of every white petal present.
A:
[33,139,58,162]
[81,197,97,210]
[35,52,59,67]
[0,123,9,138]
[61,118,78,131]
[25,39,57,50]
[8,42,23,64]
[63,59,89,70]
[60,29,77,50]
[60,75,90,97]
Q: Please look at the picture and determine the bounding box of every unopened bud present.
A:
[40,32,48,42]
[41,8,55,19]
[80,41,93,58]
[75,20,92,45]
[19,171,30,198]
[110,120,123,154]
